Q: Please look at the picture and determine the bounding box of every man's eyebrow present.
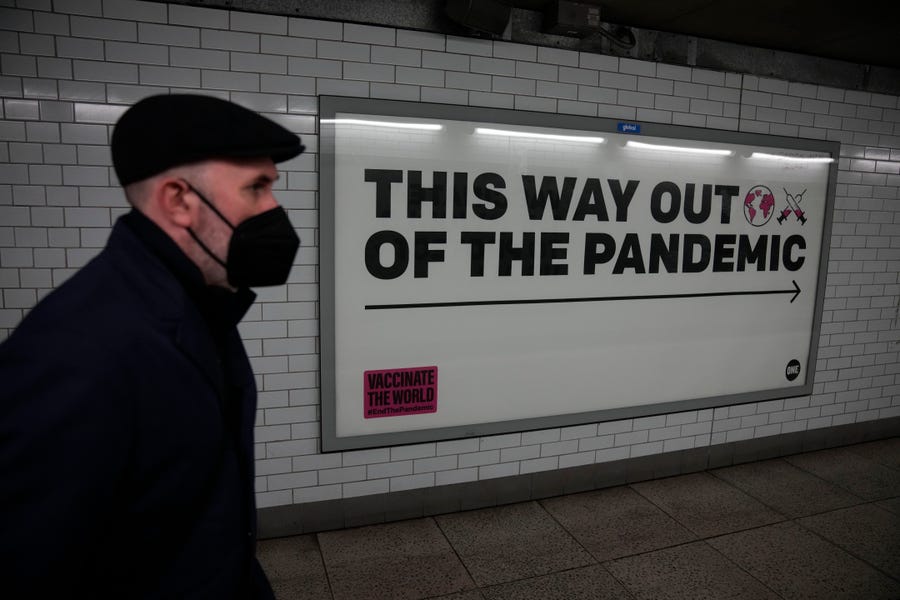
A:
[249,173,279,185]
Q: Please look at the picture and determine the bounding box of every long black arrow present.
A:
[365,280,801,310]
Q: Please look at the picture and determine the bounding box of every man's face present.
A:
[189,156,282,287]
[201,156,280,225]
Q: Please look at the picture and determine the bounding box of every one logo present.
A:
[743,185,776,226]
[785,359,801,381]
[777,188,807,225]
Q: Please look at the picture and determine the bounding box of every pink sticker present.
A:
[364,366,438,419]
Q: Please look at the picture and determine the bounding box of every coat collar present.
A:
[107,211,256,397]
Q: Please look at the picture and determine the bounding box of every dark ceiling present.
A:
[165,0,900,92]
[507,0,900,69]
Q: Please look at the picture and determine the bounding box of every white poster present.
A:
[320,98,837,450]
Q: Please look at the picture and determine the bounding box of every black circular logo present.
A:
[785,359,801,381]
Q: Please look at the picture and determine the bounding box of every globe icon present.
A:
[743,185,776,226]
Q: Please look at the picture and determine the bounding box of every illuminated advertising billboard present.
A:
[319,96,838,451]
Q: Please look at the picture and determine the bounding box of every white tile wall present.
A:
[1,0,899,509]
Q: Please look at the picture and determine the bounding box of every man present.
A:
[0,94,303,598]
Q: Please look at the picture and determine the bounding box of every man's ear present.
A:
[155,178,194,229]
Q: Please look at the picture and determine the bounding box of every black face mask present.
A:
[185,183,300,288]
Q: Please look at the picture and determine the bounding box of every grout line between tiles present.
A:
[844,441,900,474]
[792,501,900,584]
[535,496,602,565]
[430,514,482,593]
[781,447,893,500]
[698,537,790,600]
[706,457,870,519]
[624,473,792,539]
[313,532,339,600]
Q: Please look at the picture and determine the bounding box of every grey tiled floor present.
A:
[257,437,900,600]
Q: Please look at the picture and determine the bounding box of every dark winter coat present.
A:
[0,210,274,598]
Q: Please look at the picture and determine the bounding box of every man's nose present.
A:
[260,192,279,213]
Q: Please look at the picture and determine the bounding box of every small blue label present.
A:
[617,122,641,134]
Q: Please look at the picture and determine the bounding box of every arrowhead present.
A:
[790,280,800,303]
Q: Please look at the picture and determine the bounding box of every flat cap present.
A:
[112,94,304,186]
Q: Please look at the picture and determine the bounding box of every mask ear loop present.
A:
[186,227,228,270]
[183,181,233,270]
[184,182,236,230]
